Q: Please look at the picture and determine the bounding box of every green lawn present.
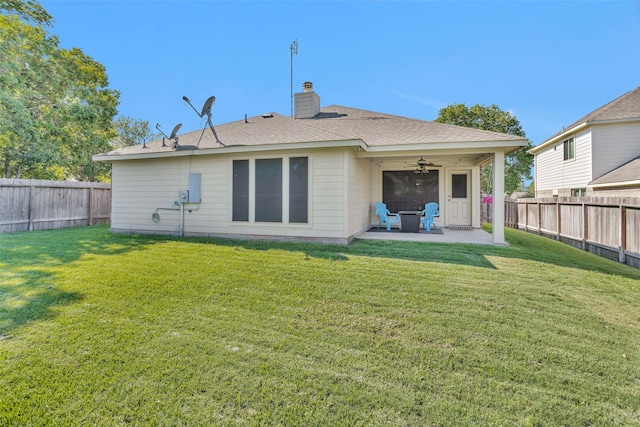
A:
[1,225,639,426]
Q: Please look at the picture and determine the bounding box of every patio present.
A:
[355,227,499,245]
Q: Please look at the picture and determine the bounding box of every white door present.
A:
[447,171,471,226]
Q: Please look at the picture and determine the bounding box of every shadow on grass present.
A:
[2,225,638,337]
[346,227,640,279]
[0,225,159,336]
[0,225,155,267]
[188,226,640,280]
[0,284,81,337]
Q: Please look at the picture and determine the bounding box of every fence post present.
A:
[537,202,542,234]
[620,205,626,263]
[28,184,35,231]
[556,200,561,240]
[87,187,93,226]
[582,203,588,251]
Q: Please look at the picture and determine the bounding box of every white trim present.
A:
[94,140,366,162]
[530,118,640,154]
[590,180,640,189]
[362,140,527,156]
[529,124,587,154]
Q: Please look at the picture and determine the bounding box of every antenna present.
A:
[183,95,225,147]
[156,122,182,148]
[290,39,298,118]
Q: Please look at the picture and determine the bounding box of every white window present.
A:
[571,188,586,197]
[563,137,575,161]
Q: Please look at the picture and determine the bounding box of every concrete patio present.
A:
[355,227,500,245]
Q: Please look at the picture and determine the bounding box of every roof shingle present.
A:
[589,156,640,186]
[98,104,527,157]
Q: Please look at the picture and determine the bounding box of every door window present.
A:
[451,174,468,199]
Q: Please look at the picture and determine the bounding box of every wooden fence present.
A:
[483,197,640,268]
[0,179,111,234]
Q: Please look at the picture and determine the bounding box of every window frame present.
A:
[563,137,575,161]
[571,188,586,197]
[255,158,283,222]
[231,156,309,225]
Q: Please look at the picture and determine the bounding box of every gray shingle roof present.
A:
[97,104,527,158]
[543,87,640,144]
[589,155,640,186]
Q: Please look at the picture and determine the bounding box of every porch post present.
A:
[492,150,506,245]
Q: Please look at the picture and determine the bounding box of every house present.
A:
[93,84,528,244]
[530,87,640,198]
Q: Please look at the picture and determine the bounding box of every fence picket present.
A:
[482,196,640,268]
[0,179,111,234]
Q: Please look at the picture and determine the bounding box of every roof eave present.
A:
[93,139,367,162]
[589,179,640,189]
[530,117,640,155]
[529,122,589,154]
[362,139,528,155]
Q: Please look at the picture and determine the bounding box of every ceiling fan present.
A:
[404,156,441,174]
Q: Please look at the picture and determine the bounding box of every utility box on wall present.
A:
[178,174,201,203]
[188,173,201,203]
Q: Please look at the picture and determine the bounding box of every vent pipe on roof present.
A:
[294,81,320,119]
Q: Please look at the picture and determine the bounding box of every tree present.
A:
[0,0,51,25]
[435,103,534,196]
[0,1,119,181]
[112,116,158,149]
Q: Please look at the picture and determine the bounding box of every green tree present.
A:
[0,1,119,181]
[435,103,534,196]
[112,116,158,149]
[0,0,51,25]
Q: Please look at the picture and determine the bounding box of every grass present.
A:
[1,225,639,426]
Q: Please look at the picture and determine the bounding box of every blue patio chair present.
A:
[375,202,401,231]
[420,202,439,232]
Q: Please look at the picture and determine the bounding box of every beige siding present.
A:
[111,158,184,233]
[345,151,372,238]
[535,144,564,192]
[591,122,640,179]
[535,129,592,193]
[111,148,350,241]
[565,130,592,187]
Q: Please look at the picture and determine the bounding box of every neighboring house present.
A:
[530,86,640,198]
[94,84,528,244]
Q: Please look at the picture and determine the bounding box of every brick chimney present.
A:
[294,81,320,119]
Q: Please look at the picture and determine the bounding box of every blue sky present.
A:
[41,0,640,146]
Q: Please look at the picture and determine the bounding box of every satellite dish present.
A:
[156,122,183,149]
[169,123,182,140]
[201,96,215,118]
[183,95,225,147]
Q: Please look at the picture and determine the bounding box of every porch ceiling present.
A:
[364,152,491,168]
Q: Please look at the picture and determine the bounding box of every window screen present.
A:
[382,171,439,212]
[232,160,249,221]
[255,158,282,222]
[289,157,308,223]
[451,174,467,199]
